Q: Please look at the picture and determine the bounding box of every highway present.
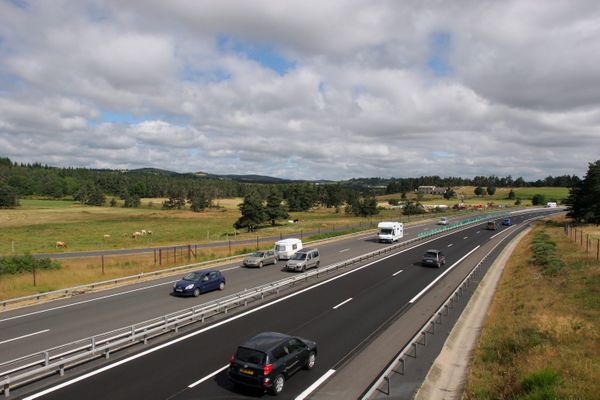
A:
[15,208,560,399]
[0,216,458,362]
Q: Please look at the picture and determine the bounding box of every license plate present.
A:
[239,368,254,375]
[175,288,182,292]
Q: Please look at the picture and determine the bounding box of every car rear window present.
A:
[424,251,439,258]
[235,347,267,365]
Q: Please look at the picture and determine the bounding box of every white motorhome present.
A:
[274,238,303,260]
[545,202,557,208]
[377,221,404,243]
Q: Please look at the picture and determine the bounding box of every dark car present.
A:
[486,221,497,230]
[172,270,225,297]
[228,331,317,395]
[422,249,446,268]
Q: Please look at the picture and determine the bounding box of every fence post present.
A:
[173,246,176,263]
[228,239,231,256]
[256,235,259,250]
[159,248,162,265]
[586,234,589,252]
[102,255,105,275]
[580,231,583,246]
[597,239,599,261]
[188,244,191,260]
[33,265,36,286]
[154,249,156,264]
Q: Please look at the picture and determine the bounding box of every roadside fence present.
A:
[564,224,600,260]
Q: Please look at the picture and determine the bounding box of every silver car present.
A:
[243,250,278,268]
[286,249,320,272]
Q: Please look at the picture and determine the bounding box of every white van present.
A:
[274,238,303,260]
[377,221,404,243]
[545,202,557,208]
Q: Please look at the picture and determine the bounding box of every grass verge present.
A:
[464,216,600,399]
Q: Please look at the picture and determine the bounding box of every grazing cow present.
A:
[55,241,67,248]
[293,219,299,223]
[141,230,147,235]
[132,231,142,238]
[103,234,111,239]
[147,230,152,235]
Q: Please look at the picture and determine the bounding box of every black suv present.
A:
[228,332,317,395]
[422,249,446,268]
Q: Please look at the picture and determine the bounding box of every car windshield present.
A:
[424,251,439,258]
[235,347,267,365]
[292,252,307,260]
[380,228,393,235]
[182,272,204,281]
[251,251,265,257]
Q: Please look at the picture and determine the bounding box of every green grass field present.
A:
[0,198,407,255]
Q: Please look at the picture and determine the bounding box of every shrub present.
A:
[0,253,61,275]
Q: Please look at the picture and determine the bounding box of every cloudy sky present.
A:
[1,0,599,180]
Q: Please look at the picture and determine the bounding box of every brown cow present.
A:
[55,241,67,248]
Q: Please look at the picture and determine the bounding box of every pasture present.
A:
[0,198,392,255]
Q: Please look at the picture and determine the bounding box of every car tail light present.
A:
[263,363,273,376]
[230,356,234,365]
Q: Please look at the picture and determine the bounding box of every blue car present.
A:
[172,270,226,297]
[502,218,511,226]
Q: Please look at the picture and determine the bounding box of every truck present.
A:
[377,221,404,243]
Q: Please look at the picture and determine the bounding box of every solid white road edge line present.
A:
[23,235,437,399]
[0,280,177,324]
[392,269,404,277]
[490,225,515,239]
[295,369,336,400]
[188,364,228,388]
[0,329,50,345]
[333,298,353,309]
[409,245,480,304]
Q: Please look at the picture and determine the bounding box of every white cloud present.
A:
[0,0,599,180]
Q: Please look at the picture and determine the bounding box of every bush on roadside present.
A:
[0,253,61,275]
[531,230,564,276]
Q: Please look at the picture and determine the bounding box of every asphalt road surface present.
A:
[14,208,560,400]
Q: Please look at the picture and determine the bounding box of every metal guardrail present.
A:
[0,213,503,397]
[0,226,382,310]
[360,213,551,399]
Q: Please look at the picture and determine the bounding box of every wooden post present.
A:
[33,265,36,286]
[597,239,599,260]
[580,231,583,246]
[159,248,162,265]
[153,249,156,264]
[188,244,191,260]
[173,247,176,263]
[102,255,105,275]
[587,234,590,252]
[256,236,259,250]
[228,239,231,256]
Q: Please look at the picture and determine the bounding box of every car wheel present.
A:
[304,351,316,370]
[316,261,320,268]
[273,257,278,265]
[193,288,200,297]
[258,262,263,268]
[219,282,225,290]
[301,265,306,272]
[269,374,284,395]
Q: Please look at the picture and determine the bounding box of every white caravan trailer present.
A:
[274,238,303,260]
[377,221,404,243]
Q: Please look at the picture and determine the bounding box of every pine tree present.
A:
[234,194,267,231]
[0,182,19,208]
[566,160,600,224]
[265,189,289,226]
